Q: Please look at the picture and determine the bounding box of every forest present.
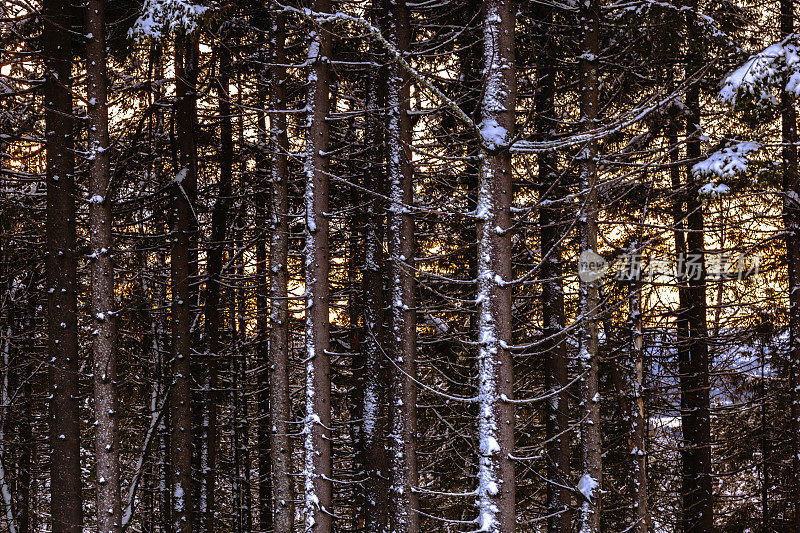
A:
[2,0,800,531]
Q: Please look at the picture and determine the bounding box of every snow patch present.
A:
[480,118,508,150]
[698,182,731,197]
[692,141,761,180]
[720,41,800,105]
[577,474,599,502]
[129,0,208,40]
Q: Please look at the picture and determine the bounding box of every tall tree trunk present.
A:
[576,125,604,525]
[627,248,648,533]
[43,0,83,530]
[196,40,233,533]
[679,6,713,530]
[536,5,572,530]
[230,214,252,533]
[154,245,172,533]
[759,337,770,531]
[385,1,420,531]
[139,252,159,533]
[577,0,603,531]
[347,171,365,533]
[267,4,294,530]
[236,72,254,533]
[302,1,333,530]
[474,0,516,531]
[781,0,800,528]
[254,24,271,532]
[170,31,199,533]
[361,3,390,528]
[85,0,122,529]
[255,152,272,532]
[15,313,32,533]
[1,323,17,533]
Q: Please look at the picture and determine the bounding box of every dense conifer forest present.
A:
[2,0,800,531]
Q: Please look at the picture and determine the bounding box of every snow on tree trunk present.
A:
[85,0,122,530]
[0,328,17,533]
[361,3,390,528]
[382,1,421,532]
[303,2,333,530]
[474,1,516,531]
[627,247,648,533]
[577,0,603,531]
[154,247,172,532]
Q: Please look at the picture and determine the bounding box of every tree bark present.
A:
[384,1,420,531]
[627,248,648,533]
[679,5,713,530]
[361,3,390,528]
[154,245,172,533]
[536,5,572,529]
[14,311,32,533]
[474,1,516,531]
[85,0,122,530]
[303,1,333,530]
[347,172,365,533]
[781,0,800,528]
[577,0,603,531]
[1,322,18,533]
[267,4,294,530]
[170,31,199,533]
[43,0,83,529]
[230,210,252,533]
[195,40,233,533]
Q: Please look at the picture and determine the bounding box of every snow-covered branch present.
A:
[278,3,482,141]
[691,140,761,182]
[129,0,209,40]
[121,389,170,529]
[719,35,800,106]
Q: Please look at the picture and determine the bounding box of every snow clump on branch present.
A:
[129,0,209,40]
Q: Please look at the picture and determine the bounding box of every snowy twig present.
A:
[121,388,171,529]
[278,3,483,141]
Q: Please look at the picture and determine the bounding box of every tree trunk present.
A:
[347,170,365,532]
[195,39,234,533]
[267,4,294,530]
[474,0,516,531]
[170,31,199,533]
[1,323,17,533]
[85,0,122,529]
[679,6,713,530]
[781,0,800,528]
[155,246,172,533]
[236,72,254,533]
[254,22,271,531]
[230,213,252,533]
[15,312,32,533]
[577,0,603,531]
[384,1,420,531]
[627,250,648,533]
[303,1,333,530]
[43,0,83,529]
[361,3,390,528]
[536,5,572,529]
